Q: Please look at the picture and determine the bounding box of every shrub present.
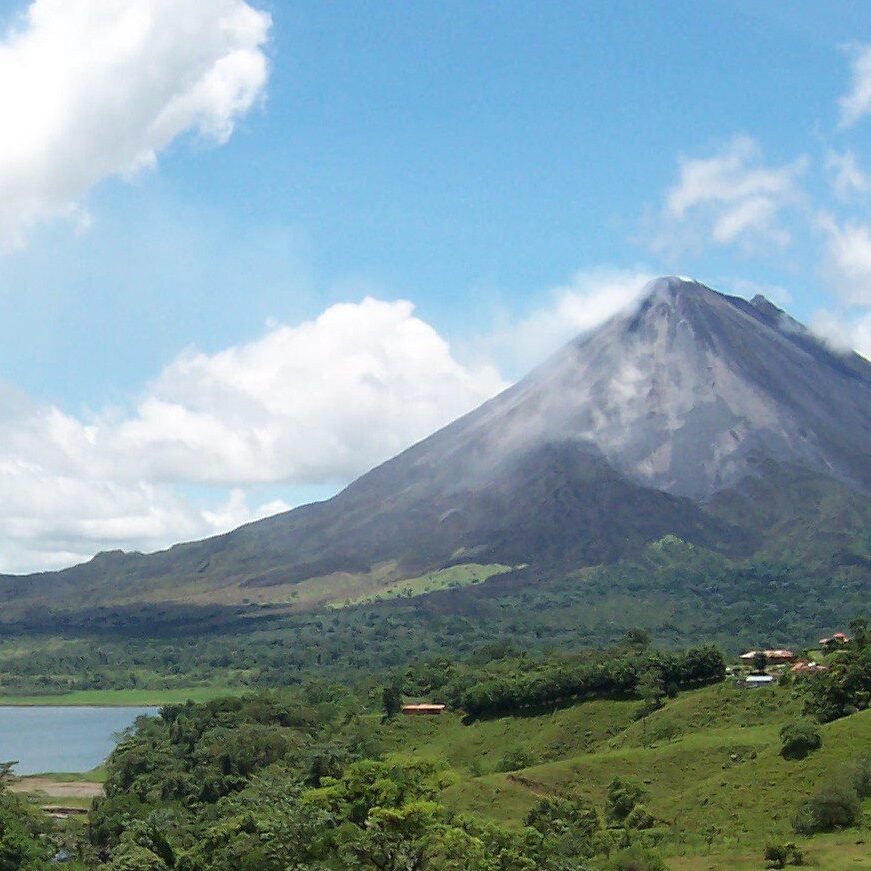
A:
[791,782,861,834]
[496,748,534,772]
[607,844,666,871]
[764,843,788,869]
[764,841,804,868]
[779,720,821,760]
[845,754,871,798]
[605,776,647,823]
[624,803,655,830]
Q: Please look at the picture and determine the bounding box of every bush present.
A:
[605,776,647,823]
[624,803,655,830]
[764,843,788,869]
[779,720,821,760]
[496,748,535,772]
[607,844,666,871]
[791,782,861,834]
[764,841,804,868]
[845,754,871,798]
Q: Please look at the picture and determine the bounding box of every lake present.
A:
[0,706,157,775]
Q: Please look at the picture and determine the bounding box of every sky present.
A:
[0,0,870,573]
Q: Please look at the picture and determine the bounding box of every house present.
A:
[739,649,796,665]
[401,703,446,715]
[790,660,828,674]
[819,632,849,647]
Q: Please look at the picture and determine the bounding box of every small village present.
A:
[731,631,850,687]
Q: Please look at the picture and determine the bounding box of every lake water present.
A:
[0,706,157,775]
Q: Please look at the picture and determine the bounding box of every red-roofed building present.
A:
[790,660,828,674]
[739,649,796,665]
[401,703,446,715]
[819,632,849,647]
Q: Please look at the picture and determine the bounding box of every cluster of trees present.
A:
[460,646,725,718]
[0,762,53,869]
[802,617,871,722]
[49,689,672,870]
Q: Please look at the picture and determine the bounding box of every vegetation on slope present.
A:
[5,628,870,869]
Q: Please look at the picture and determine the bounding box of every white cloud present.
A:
[0,298,506,573]
[839,44,871,128]
[813,215,871,361]
[810,309,871,360]
[474,267,654,376]
[827,150,870,201]
[0,0,270,250]
[655,136,806,253]
[106,297,507,485]
[818,214,871,306]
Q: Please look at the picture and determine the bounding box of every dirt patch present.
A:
[8,777,103,798]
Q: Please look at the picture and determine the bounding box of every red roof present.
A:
[401,703,446,714]
[739,649,795,660]
[819,632,849,645]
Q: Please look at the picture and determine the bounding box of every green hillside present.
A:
[6,631,867,870]
[383,682,869,868]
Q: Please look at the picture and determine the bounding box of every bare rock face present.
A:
[448,276,870,499]
[1,277,869,607]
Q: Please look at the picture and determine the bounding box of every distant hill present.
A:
[1,276,869,624]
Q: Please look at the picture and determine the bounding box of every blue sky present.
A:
[0,0,869,571]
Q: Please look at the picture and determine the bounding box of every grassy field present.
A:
[0,686,242,706]
[668,827,871,870]
[22,766,107,783]
[375,682,871,869]
[330,563,514,608]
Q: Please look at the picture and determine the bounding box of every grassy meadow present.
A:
[372,681,871,869]
[0,686,241,706]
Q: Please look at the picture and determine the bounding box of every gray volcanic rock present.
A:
[1,276,869,609]
[456,276,871,499]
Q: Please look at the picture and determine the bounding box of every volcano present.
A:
[3,277,870,616]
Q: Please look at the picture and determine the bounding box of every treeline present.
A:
[460,646,725,718]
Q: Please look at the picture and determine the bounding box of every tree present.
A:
[751,651,768,673]
[524,794,600,839]
[792,781,861,834]
[779,720,822,760]
[382,680,403,720]
[0,797,52,871]
[0,762,16,786]
[636,671,665,745]
[623,628,651,650]
[849,616,868,650]
[624,803,656,830]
